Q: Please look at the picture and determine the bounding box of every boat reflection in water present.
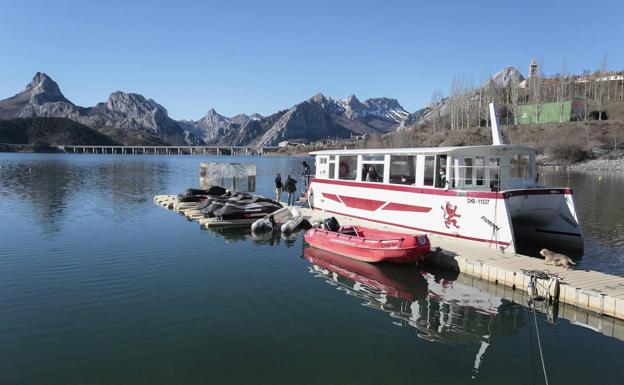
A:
[303,246,525,377]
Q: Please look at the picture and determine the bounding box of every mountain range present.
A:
[0,72,422,146]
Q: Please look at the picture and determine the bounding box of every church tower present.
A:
[529,58,538,78]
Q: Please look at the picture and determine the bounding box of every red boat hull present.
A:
[304,226,430,263]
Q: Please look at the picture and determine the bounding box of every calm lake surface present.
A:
[1,153,623,385]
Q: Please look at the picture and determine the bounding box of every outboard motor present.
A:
[323,217,340,232]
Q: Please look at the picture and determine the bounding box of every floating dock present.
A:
[300,207,624,322]
[154,194,624,323]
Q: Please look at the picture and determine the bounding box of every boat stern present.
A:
[506,188,584,256]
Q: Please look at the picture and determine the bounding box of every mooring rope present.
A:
[532,305,550,385]
[524,271,552,385]
[528,306,537,385]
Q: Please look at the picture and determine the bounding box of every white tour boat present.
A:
[307,104,583,256]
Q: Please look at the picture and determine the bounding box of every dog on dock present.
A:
[540,248,576,269]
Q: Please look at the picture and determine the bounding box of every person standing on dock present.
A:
[285,174,297,206]
[301,161,311,189]
[274,173,283,202]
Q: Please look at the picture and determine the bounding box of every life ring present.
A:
[307,188,315,210]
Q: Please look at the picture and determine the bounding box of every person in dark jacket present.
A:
[301,161,311,189]
[274,173,283,202]
[285,174,297,206]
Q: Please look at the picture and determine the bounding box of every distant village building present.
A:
[278,140,306,147]
[517,98,586,124]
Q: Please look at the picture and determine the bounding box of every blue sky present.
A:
[1,0,621,119]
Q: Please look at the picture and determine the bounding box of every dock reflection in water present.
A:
[204,227,301,247]
[303,246,525,376]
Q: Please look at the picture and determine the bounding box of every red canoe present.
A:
[304,225,431,263]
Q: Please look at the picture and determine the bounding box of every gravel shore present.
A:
[568,155,624,171]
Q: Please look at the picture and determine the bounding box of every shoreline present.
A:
[3,146,624,171]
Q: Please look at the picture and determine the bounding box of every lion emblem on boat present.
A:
[441,202,461,229]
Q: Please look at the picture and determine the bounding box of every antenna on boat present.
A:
[489,102,504,145]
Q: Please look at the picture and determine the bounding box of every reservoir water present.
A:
[1,153,623,385]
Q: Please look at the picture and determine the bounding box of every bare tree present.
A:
[429,90,443,132]
[449,77,458,130]
[509,70,521,125]
[596,54,608,121]
[556,60,569,122]
[481,79,495,127]
[585,122,594,156]
[620,67,624,102]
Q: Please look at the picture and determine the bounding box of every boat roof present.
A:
[309,144,536,156]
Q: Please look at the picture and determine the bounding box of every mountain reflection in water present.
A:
[303,246,526,376]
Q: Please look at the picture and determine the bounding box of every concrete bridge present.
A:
[55,145,280,156]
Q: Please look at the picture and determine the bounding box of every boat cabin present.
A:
[311,145,538,192]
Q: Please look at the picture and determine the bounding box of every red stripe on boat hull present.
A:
[315,207,511,247]
[338,195,386,211]
[382,202,431,213]
[322,193,342,203]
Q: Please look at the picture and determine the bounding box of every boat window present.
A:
[389,156,416,185]
[362,163,384,183]
[510,154,531,179]
[464,158,473,186]
[316,156,330,179]
[489,157,500,190]
[338,156,358,180]
[423,156,435,186]
[435,155,447,188]
[327,155,338,179]
[362,155,384,162]
[328,162,336,179]
[475,157,485,186]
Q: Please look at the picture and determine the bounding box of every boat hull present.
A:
[303,226,430,263]
[308,179,584,255]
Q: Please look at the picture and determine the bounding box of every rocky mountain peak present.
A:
[490,66,525,87]
[23,72,68,104]
[363,97,402,110]
[309,93,329,104]
[204,108,219,116]
[200,108,228,124]
[340,94,366,119]
[147,98,168,114]
[308,93,345,116]
[106,91,157,115]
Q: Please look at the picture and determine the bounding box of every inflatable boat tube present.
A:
[281,216,303,233]
[250,207,293,232]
